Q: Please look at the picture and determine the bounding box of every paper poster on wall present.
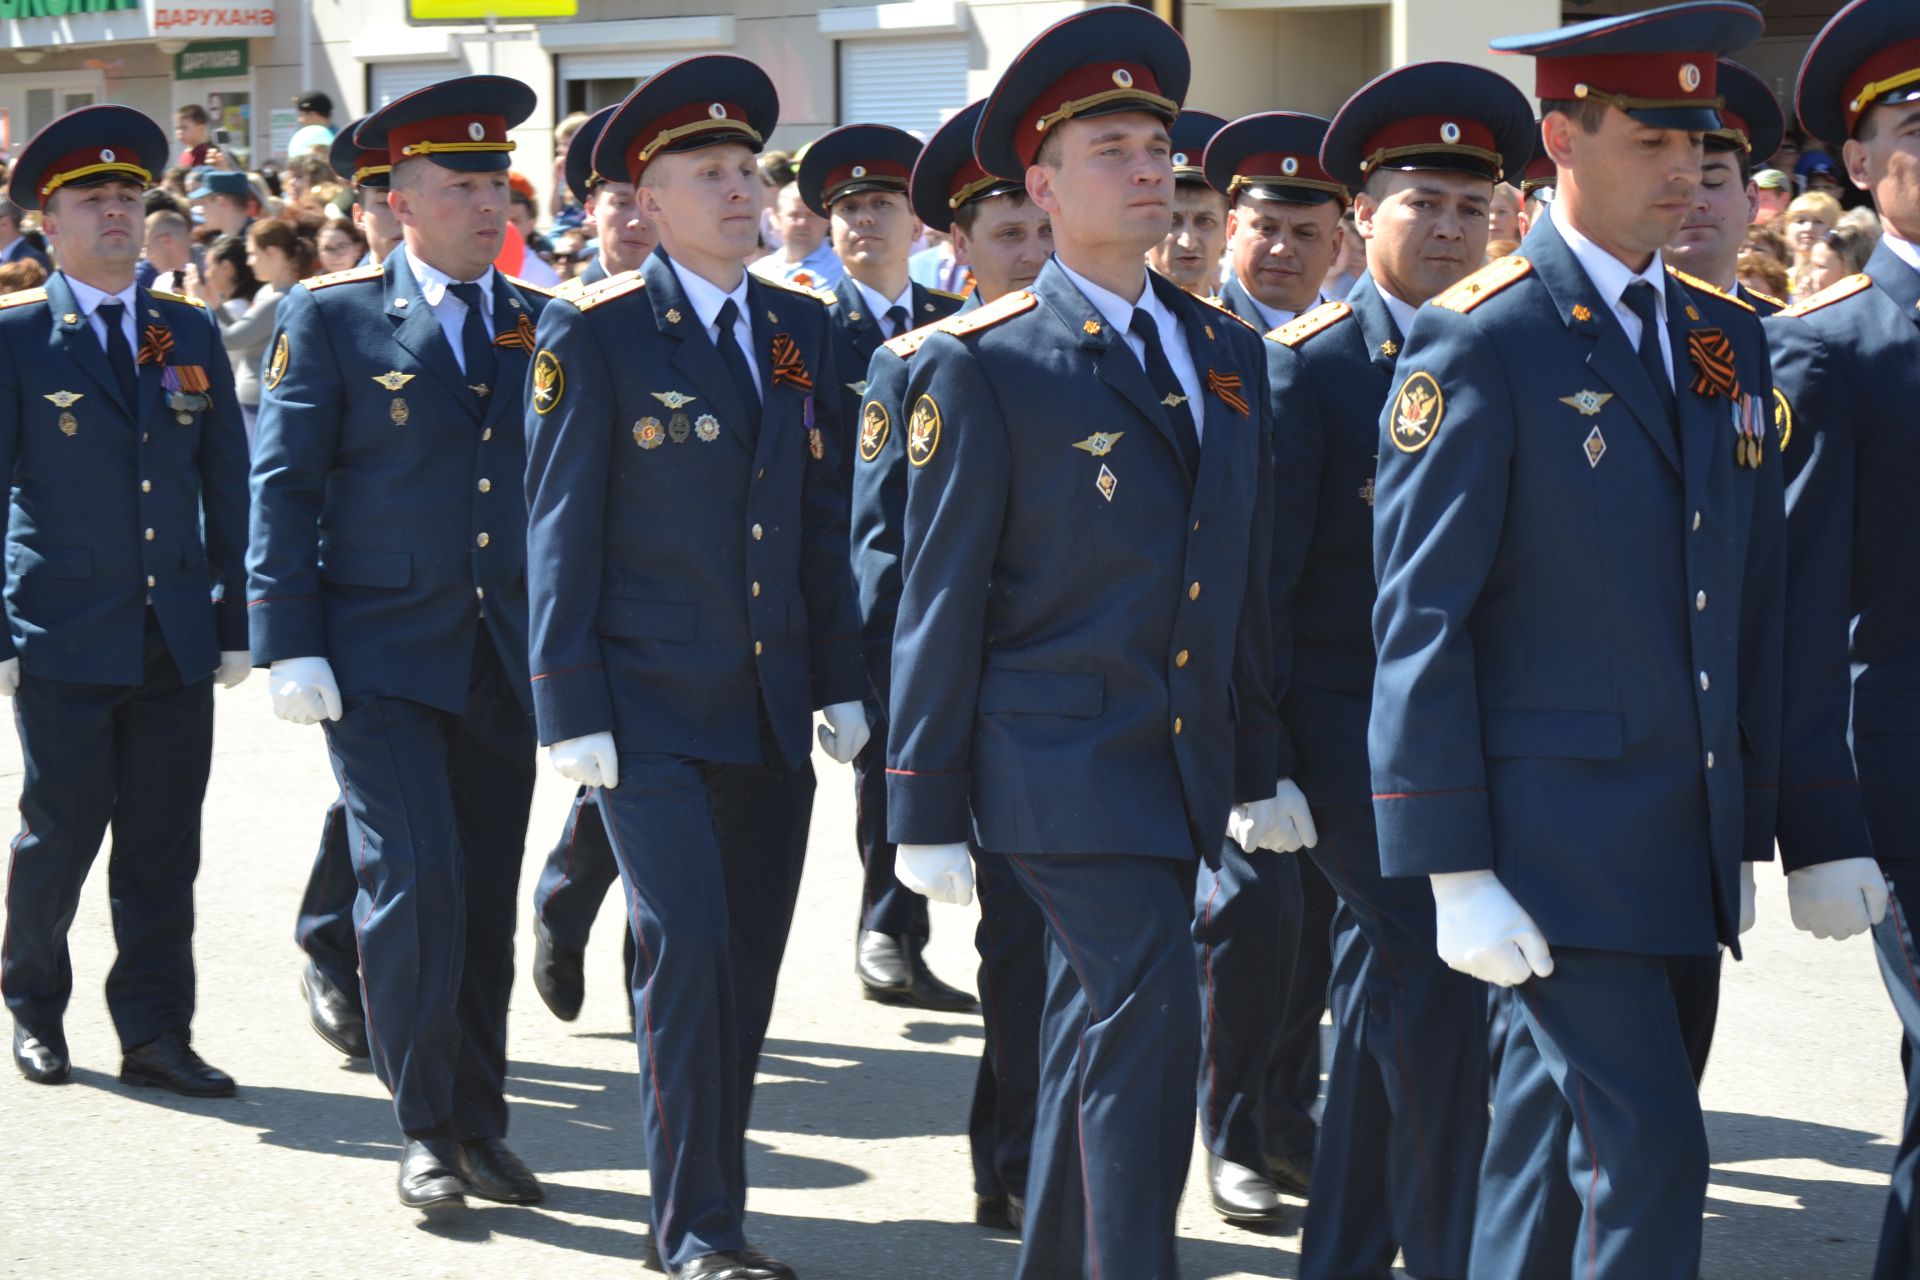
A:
[269,107,296,162]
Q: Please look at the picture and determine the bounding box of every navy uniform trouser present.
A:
[531,787,633,964]
[1477,949,1724,1280]
[1004,851,1199,1280]
[1471,947,1711,1280]
[1872,859,1920,1280]
[295,795,358,995]
[322,627,535,1142]
[854,702,930,940]
[1300,804,1488,1280]
[1193,836,1335,1169]
[967,847,1045,1203]
[3,614,213,1054]
[597,737,814,1271]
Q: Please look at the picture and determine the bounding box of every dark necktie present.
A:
[448,280,497,409]
[1130,307,1201,474]
[1621,280,1676,425]
[714,298,761,408]
[96,300,139,411]
[885,304,910,340]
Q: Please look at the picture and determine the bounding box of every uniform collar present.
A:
[1244,288,1323,332]
[1551,197,1666,324]
[61,271,137,319]
[404,246,495,314]
[1372,279,1419,342]
[1054,255,1171,336]
[666,253,750,333]
[1880,227,1920,278]
[851,275,913,322]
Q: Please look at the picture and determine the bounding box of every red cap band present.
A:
[1535,52,1719,107]
[1233,149,1342,190]
[389,114,511,160]
[1840,38,1920,138]
[1359,114,1501,173]
[823,158,911,202]
[621,100,758,183]
[38,144,151,198]
[1012,62,1173,168]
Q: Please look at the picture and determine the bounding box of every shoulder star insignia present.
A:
[665,308,682,324]
[43,390,83,408]
[1083,319,1102,336]
[1559,389,1614,416]
[651,390,698,410]
[371,370,416,391]
[1072,431,1124,457]
[1380,339,1398,357]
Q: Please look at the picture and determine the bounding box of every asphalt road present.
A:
[0,690,1903,1278]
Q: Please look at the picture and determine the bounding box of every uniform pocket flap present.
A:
[319,547,411,588]
[1483,709,1623,759]
[8,544,92,579]
[979,668,1104,718]
[1855,690,1920,737]
[598,598,697,642]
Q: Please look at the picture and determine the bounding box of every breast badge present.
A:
[634,417,665,449]
[43,390,82,409]
[1390,372,1443,454]
[265,332,290,392]
[532,349,565,415]
[1584,425,1606,468]
[1072,431,1123,457]
[906,394,941,468]
[1096,463,1118,502]
[1559,389,1613,416]
[668,412,692,444]
[58,412,77,437]
[858,401,891,463]
[695,414,720,443]
[390,397,410,426]
[372,370,415,392]
[651,389,696,410]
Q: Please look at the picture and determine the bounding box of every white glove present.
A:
[1740,861,1757,935]
[549,732,619,791]
[268,656,342,724]
[1787,857,1888,941]
[897,842,974,906]
[1229,778,1319,853]
[216,650,252,689]
[0,657,17,697]
[1430,869,1554,987]
[816,700,871,764]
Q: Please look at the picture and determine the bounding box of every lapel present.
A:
[1347,276,1404,380]
[747,275,798,469]
[1218,274,1267,332]
[385,252,481,424]
[1865,237,1920,326]
[483,274,534,433]
[1033,260,1190,478]
[1663,271,1722,490]
[834,278,883,368]
[134,288,167,428]
[46,271,135,423]
[1157,274,1236,504]
[645,252,753,444]
[1521,217,1680,473]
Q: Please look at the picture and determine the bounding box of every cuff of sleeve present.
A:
[1776,781,1876,873]
[1235,722,1283,806]
[1374,787,1495,877]
[811,633,870,710]
[1742,783,1779,862]
[887,768,972,845]
[531,665,615,747]
[248,598,326,665]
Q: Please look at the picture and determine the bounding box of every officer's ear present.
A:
[1351,189,1380,241]
[1842,137,1874,192]
[1027,163,1062,219]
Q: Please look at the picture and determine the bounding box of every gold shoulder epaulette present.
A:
[551,275,590,302]
[305,264,384,291]
[934,288,1038,338]
[574,273,647,313]
[1746,286,1787,311]
[507,275,553,298]
[1667,265,1753,313]
[1779,273,1872,318]
[1270,300,1352,348]
[0,287,47,310]
[148,288,207,308]
[883,323,939,358]
[1432,255,1532,314]
[928,287,968,302]
[763,276,837,305]
[1196,293,1258,331]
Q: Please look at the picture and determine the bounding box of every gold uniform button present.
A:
[754,641,764,656]
[144,528,155,541]
[476,532,490,548]
[1696,591,1707,611]
[1175,649,1189,668]
[1173,717,1183,735]
[146,575,156,588]
[1699,671,1710,691]
[1188,582,1201,601]
[482,428,493,442]
[1692,511,1702,531]
[751,581,761,597]
[140,480,152,493]
[1193,519,1201,531]
[1706,751,1715,769]
[476,586,486,601]
[477,478,492,493]
[752,524,764,541]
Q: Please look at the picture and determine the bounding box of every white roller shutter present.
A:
[838,37,968,138]
[369,62,461,112]
[559,50,702,83]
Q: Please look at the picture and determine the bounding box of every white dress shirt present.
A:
[851,277,916,338]
[61,272,139,366]
[1552,199,1673,387]
[405,248,496,378]
[1881,228,1920,276]
[1376,283,1419,345]
[667,255,762,390]
[1245,290,1325,334]
[1056,257,1204,441]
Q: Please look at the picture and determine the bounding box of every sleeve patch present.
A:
[906,394,941,467]
[1773,386,1793,452]
[1389,371,1444,453]
[532,348,564,415]
[264,332,289,392]
[858,399,891,463]
[1431,255,1532,313]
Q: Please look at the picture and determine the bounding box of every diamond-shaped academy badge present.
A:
[1096,464,1117,502]
[1584,425,1606,468]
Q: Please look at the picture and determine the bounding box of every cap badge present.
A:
[1440,122,1461,144]
[1282,156,1300,176]
[852,165,867,178]
[709,103,729,120]
[1679,63,1702,93]
[1172,152,1188,166]
[100,148,116,163]
[467,122,486,141]
[1112,68,1134,89]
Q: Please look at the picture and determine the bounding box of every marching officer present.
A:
[526,101,662,1025]
[1189,110,1343,1216]
[0,104,251,1094]
[249,75,551,1214]
[333,119,401,266]
[793,122,972,1011]
[1368,7,1792,1275]
[885,9,1299,1276]
[852,98,1050,1232]
[1211,111,1349,331]
[1147,110,1229,297]
[525,56,871,1280]
[1768,2,1920,1272]
[1265,61,1535,1278]
[289,115,402,1066]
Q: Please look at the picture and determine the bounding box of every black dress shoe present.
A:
[453,1137,545,1204]
[974,1191,1024,1234]
[672,1251,791,1280]
[1264,1150,1314,1199]
[398,1139,466,1213]
[1209,1153,1283,1223]
[300,960,369,1059]
[12,1022,69,1085]
[857,931,978,1012]
[120,1033,235,1098]
[533,918,586,1022]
